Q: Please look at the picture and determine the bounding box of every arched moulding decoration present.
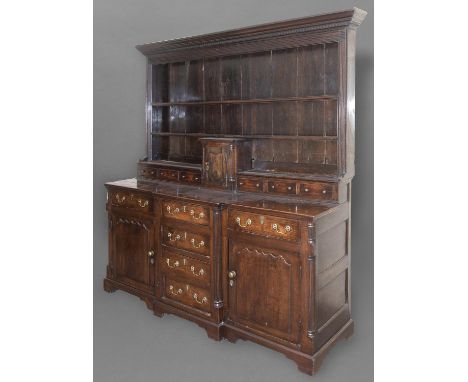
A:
[239,247,292,266]
[115,217,150,231]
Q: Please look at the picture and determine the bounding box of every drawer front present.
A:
[230,210,299,241]
[162,200,210,226]
[164,278,211,313]
[179,170,201,185]
[109,191,152,213]
[267,180,296,195]
[237,177,263,192]
[298,182,337,200]
[161,249,210,285]
[159,169,178,181]
[138,165,158,180]
[162,225,210,256]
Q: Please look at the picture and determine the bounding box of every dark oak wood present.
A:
[103,8,366,376]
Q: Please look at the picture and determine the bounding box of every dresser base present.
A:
[103,278,154,311]
[223,319,353,375]
[103,278,353,375]
[104,278,223,341]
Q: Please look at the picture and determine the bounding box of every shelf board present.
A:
[152,95,337,107]
[151,133,337,140]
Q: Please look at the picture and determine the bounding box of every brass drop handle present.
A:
[137,199,149,208]
[193,293,208,304]
[147,250,155,257]
[166,205,180,215]
[168,232,181,242]
[190,265,205,276]
[190,209,205,220]
[115,194,126,204]
[271,223,292,235]
[169,285,183,295]
[236,217,252,228]
[166,258,180,268]
[190,238,205,248]
[228,270,237,280]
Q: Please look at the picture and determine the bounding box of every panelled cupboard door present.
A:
[110,214,155,292]
[203,144,229,188]
[227,241,302,344]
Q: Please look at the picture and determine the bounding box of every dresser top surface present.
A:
[106,178,338,218]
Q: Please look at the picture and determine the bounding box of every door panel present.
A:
[227,241,301,343]
[111,214,154,292]
[204,145,228,187]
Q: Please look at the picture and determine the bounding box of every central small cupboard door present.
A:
[202,144,230,188]
[227,241,302,344]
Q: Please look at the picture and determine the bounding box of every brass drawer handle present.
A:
[166,258,180,268]
[189,209,205,220]
[193,293,208,304]
[271,223,292,235]
[169,285,183,295]
[166,205,180,215]
[190,238,205,248]
[190,265,205,276]
[115,194,126,205]
[167,232,181,242]
[137,199,149,208]
[236,217,252,228]
[147,250,155,258]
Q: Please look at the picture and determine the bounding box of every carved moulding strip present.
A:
[115,217,150,231]
[212,208,223,309]
[147,30,345,64]
[137,8,367,57]
[307,222,317,340]
[239,247,292,266]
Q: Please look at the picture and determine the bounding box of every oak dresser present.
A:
[103,8,367,375]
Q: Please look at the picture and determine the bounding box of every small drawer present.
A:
[162,200,210,226]
[298,182,337,200]
[229,210,299,241]
[138,165,158,180]
[164,278,211,313]
[237,177,263,192]
[109,191,152,213]
[161,249,210,285]
[162,226,210,256]
[179,170,201,185]
[159,169,178,181]
[267,180,296,195]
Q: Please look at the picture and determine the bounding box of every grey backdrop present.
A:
[94,1,373,381]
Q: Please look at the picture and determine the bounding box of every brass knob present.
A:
[147,250,155,257]
[228,270,237,279]
[322,189,327,194]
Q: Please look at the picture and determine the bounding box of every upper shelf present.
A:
[152,95,338,107]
